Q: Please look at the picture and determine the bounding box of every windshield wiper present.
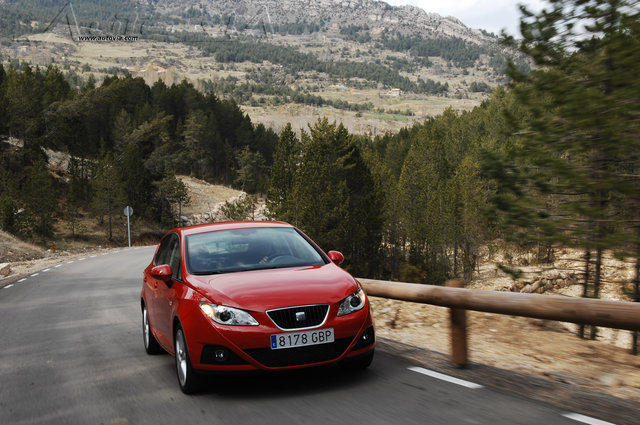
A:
[193,263,318,275]
[192,270,229,275]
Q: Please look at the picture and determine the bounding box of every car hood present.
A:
[188,264,359,312]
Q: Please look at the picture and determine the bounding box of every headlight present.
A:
[199,302,259,326]
[337,288,366,316]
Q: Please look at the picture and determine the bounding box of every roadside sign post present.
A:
[124,206,133,247]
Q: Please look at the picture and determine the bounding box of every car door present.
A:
[146,235,172,341]
[154,233,181,346]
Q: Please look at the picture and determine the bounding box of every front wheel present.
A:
[174,325,201,394]
[142,305,163,355]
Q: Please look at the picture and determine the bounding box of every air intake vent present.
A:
[267,304,329,330]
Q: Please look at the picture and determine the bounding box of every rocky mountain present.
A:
[0,0,517,135]
[146,0,494,45]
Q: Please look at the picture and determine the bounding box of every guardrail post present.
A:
[447,279,468,368]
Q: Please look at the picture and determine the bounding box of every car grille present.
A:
[267,304,329,330]
[244,337,353,367]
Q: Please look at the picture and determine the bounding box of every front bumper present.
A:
[184,303,375,371]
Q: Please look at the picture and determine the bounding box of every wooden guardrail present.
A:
[358,278,640,366]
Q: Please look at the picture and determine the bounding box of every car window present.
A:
[155,233,178,267]
[186,227,328,275]
[154,236,171,266]
[168,236,181,280]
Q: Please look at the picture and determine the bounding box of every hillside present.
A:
[0,0,523,134]
[0,136,254,261]
[150,0,493,43]
[0,229,47,262]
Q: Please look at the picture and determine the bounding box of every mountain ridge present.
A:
[147,0,495,45]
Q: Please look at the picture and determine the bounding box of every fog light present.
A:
[352,326,375,351]
[214,348,228,362]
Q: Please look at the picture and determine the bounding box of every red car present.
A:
[141,221,375,393]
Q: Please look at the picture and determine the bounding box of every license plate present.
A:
[270,328,334,350]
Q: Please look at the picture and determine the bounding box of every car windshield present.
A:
[186,227,327,275]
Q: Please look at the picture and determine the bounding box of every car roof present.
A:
[174,220,294,237]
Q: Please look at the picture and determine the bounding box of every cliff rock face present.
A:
[147,0,492,45]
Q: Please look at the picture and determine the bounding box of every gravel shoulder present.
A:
[370,296,640,406]
[378,338,640,425]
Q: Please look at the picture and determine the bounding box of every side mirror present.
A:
[150,264,172,282]
[327,251,344,265]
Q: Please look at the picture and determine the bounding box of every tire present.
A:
[174,324,201,394]
[341,349,374,370]
[142,305,163,355]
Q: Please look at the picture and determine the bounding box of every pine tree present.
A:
[182,110,210,179]
[92,151,125,241]
[155,174,190,225]
[450,155,487,280]
[66,156,92,237]
[493,0,640,339]
[0,63,6,133]
[340,136,384,276]
[23,159,58,242]
[220,194,257,221]
[266,123,300,221]
[291,119,383,276]
[234,146,267,194]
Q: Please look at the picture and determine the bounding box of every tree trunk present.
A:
[40,215,46,244]
[453,241,458,277]
[441,247,447,279]
[463,241,472,281]
[537,242,543,264]
[589,247,603,340]
[107,186,112,242]
[579,249,591,339]
[71,209,75,237]
[633,246,640,355]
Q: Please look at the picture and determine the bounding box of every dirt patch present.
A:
[176,176,267,223]
[178,175,244,216]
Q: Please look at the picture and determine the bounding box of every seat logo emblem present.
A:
[295,311,306,322]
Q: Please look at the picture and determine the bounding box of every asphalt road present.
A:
[0,247,617,425]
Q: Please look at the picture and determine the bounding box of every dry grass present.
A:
[0,230,47,263]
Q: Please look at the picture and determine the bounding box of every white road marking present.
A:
[89,255,97,258]
[30,273,39,277]
[4,284,13,289]
[562,413,616,425]
[78,258,86,261]
[18,278,27,283]
[67,261,74,264]
[54,264,62,268]
[408,367,484,389]
[43,268,51,272]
